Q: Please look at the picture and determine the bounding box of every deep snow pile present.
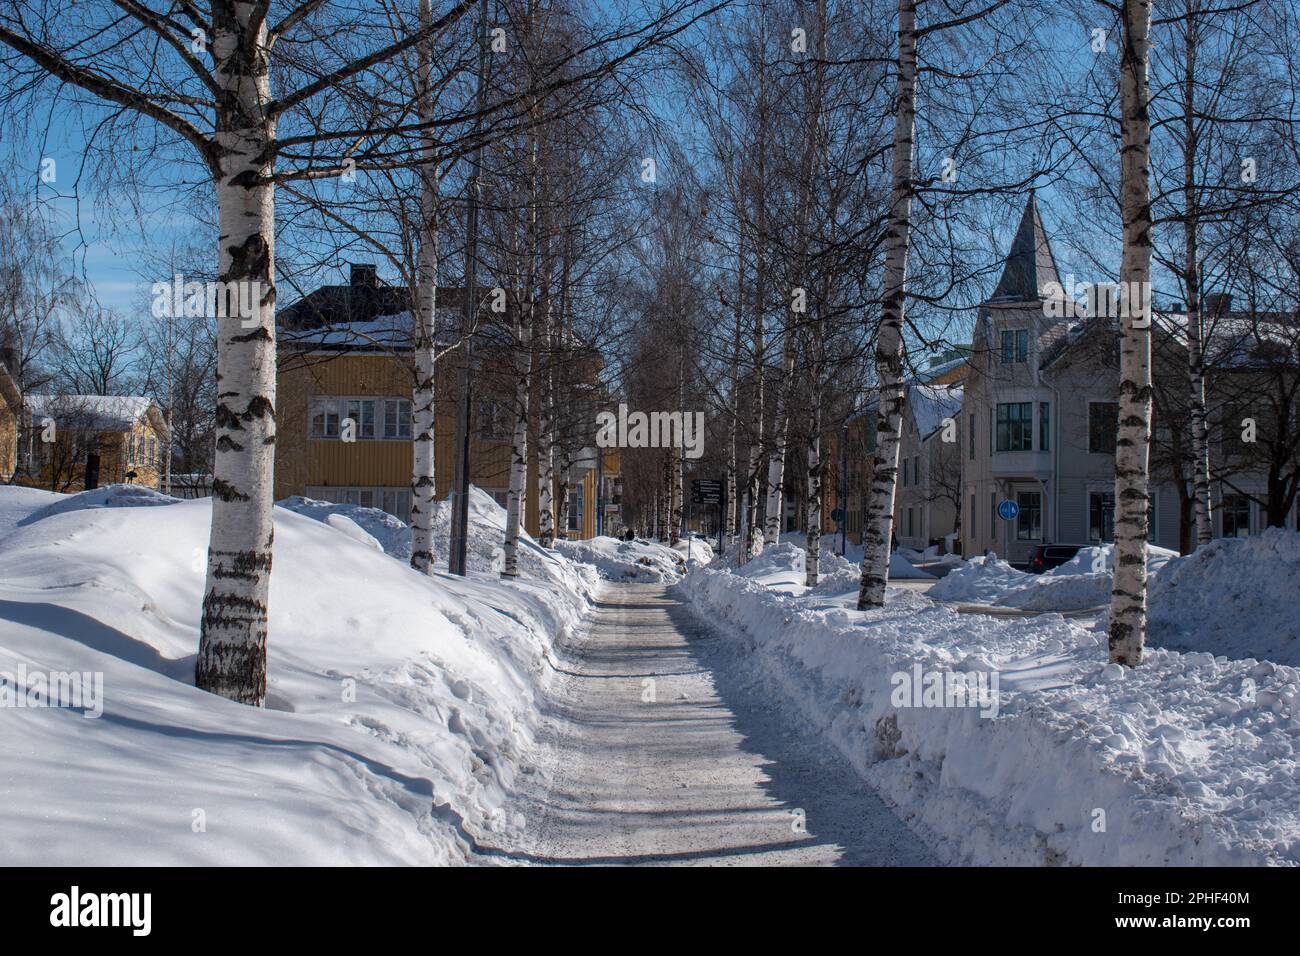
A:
[553,535,687,583]
[277,495,414,560]
[0,483,597,865]
[1051,543,1179,578]
[928,555,1031,604]
[672,534,715,567]
[1149,529,1300,665]
[931,545,1178,612]
[684,560,1300,866]
[282,486,596,603]
[739,539,931,594]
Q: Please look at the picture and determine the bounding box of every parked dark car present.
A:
[1027,544,1090,574]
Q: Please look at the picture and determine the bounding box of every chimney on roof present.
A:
[1203,293,1232,316]
[350,263,378,287]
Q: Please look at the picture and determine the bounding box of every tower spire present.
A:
[989,192,1061,302]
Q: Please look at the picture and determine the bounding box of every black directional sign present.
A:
[690,478,724,505]
[691,478,722,509]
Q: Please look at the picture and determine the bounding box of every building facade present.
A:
[275,265,621,540]
[16,394,168,492]
[960,193,1300,562]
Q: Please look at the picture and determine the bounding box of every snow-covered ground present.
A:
[683,539,1300,866]
[752,536,933,594]
[0,483,597,865]
[929,545,1179,612]
[1149,529,1300,666]
[553,535,688,583]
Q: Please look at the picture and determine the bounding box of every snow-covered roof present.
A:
[25,394,155,432]
[280,311,453,351]
[1041,309,1299,372]
[911,383,964,440]
[921,355,967,380]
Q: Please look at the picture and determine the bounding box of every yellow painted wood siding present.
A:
[276,350,619,539]
[0,402,15,479]
[18,416,166,492]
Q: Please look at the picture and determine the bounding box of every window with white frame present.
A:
[310,397,410,440]
[1016,491,1042,540]
[1221,494,1250,538]
[1089,490,1115,542]
[1000,329,1029,363]
[476,399,513,442]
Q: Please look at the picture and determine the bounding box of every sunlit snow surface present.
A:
[0,484,597,865]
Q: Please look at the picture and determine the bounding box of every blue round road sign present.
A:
[997,499,1019,521]
[831,508,845,523]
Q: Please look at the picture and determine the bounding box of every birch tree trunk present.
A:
[670,355,684,544]
[556,441,571,538]
[725,280,742,546]
[661,456,673,543]
[763,340,796,544]
[805,368,823,587]
[196,9,278,705]
[857,0,917,611]
[1182,10,1213,548]
[1110,0,1155,666]
[536,294,556,547]
[502,301,532,577]
[410,0,439,574]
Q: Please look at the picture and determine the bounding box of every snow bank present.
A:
[282,486,595,599]
[928,555,1030,604]
[0,485,62,537]
[683,561,1300,866]
[553,535,686,583]
[1048,543,1179,577]
[0,484,597,865]
[931,545,1178,612]
[277,495,413,560]
[739,539,932,594]
[1149,529,1300,666]
[20,482,180,523]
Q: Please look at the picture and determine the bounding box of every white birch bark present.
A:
[536,294,555,547]
[1182,12,1212,548]
[195,9,278,705]
[502,303,532,577]
[763,341,796,544]
[725,283,741,546]
[1110,0,1155,666]
[410,0,439,574]
[805,398,822,587]
[857,0,917,610]
[556,441,571,538]
[670,358,684,544]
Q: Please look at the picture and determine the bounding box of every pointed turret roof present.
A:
[988,191,1061,303]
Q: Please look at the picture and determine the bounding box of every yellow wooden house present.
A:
[275,266,621,539]
[16,394,169,492]
[0,360,20,481]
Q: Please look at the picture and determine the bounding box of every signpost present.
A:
[691,478,726,554]
[997,499,1019,521]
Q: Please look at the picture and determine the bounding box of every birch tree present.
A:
[857,0,918,610]
[1109,0,1155,666]
[410,0,444,573]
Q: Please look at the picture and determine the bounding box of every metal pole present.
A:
[449,0,489,577]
